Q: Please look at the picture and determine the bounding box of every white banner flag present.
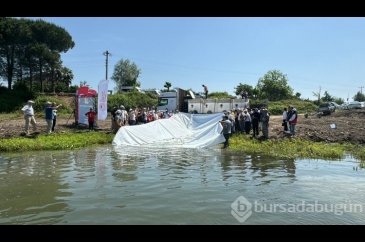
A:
[98,79,109,120]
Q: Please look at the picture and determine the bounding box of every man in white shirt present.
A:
[21,100,37,135]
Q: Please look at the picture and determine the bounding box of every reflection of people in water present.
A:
[220,152,249,183]
[283,159,296,176]
[250,155,296,180]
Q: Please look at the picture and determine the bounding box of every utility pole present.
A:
[359,86,364,94]
[103,50,111,80]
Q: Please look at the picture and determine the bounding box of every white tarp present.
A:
[112,112,226,148]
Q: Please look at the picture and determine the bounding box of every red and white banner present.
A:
[98,79,109,120]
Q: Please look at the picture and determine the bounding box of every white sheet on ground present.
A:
[112,112,226,148]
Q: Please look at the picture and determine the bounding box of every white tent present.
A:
[112,113,226,148]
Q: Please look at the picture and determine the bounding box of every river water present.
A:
[0,145,365,224]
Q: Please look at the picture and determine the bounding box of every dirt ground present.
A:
[270,109,365,144]
[0,114,113,138]
[1,109,365,144]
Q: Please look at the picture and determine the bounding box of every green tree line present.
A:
[0,17,74,93]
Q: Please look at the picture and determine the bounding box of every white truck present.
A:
[157,88,192,113]
[157,88,249,113]
[188,98,249,113]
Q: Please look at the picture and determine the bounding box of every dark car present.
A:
[318,103,335,115]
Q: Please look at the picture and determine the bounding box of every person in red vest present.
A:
[85,108,97,130]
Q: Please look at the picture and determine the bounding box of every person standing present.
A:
[251,108,260,137]
[45,101,61,134]
[242,109,252,134]
[220,115,232,148]
[85,108,97,130]
[110,106,118,130]
[282,107,288,132]
[202,84,208,99]
[260,107,270,139]
[51,102,62,132]
[287,105,298,136]
[128,108,136,125]
[21,100,37,135]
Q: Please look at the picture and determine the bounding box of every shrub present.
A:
[108,91,158,111]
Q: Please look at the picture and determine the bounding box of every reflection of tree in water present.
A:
[0,152,72,224]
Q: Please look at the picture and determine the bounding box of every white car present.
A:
[346,101,362,109]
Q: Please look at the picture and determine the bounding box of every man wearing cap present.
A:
[21,100,37,135]
[52,102,62,132]
[45,101,62,134]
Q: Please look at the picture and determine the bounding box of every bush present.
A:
[267,99,317,115]
[108,91,158,111]
[33,95,72,114]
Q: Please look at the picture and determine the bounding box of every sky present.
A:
[18,17,365,100]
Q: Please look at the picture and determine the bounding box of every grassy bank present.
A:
[2,131,365,165]
[0,132,114,152]
[229,134,365,161]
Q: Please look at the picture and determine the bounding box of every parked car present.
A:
[346,101,362,109]
[317,103,336,115]
[329,102,340,109]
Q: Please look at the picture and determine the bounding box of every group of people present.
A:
[219,106,271,148]
[21,100,62,135]
[110,105,174,133]
[282,105,298,136]
[21,99,299,147]
[219,105,298,148]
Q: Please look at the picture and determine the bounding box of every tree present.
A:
[353,91,365,102]
[333,97,344,105]
[56,66,73,91]
[256,70,294,101]
[0,17,74,91]
[164,81,172,91]
[295,92,301,99]
[312,86,322,104]
[112,59,141,92]
[30,19,74,92]
[321,91,334,102]
[0,18,31,89]
[235,83,254,97]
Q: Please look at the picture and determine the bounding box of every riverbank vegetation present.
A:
[0,132,114,152]
[1,130,365,164]
[229,134,365,161]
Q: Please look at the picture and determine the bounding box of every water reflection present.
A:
[0,146,364,224]
[0,152,71,224]
[249,155,296,184]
